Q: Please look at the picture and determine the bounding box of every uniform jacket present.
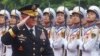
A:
[1,25,54,56]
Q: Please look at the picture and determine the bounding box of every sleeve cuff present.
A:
[8,26,19,38]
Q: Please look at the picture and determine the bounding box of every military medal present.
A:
[18,34,26,43]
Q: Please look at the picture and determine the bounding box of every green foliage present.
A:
[0,0,100,11]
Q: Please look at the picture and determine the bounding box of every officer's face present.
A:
[43,13,50,24]
[0,15,5,24]
[26,16,37,28]
[72,13,80,23]
[56,13,65,24]
[87,11,96,21]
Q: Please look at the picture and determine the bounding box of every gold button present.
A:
[33,48,35,50]
[33,53,35,56]
[43,40,45,42]
[43,43,45,45]
[33,43,35,45]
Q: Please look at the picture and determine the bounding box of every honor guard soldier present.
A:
[1,4,54,56]
[37,8,43,26]
[64,10,74,39]
[42,7,56,48]
[66,6,85,56]
[65,10,73,34]
[52,6,69,56]
[82,5,100,56]
[42,7,56,36]
[0,9,10,56]
[96,7,100,56]
[10,9,21,28]
[64,10,75,56]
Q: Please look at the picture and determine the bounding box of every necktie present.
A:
[30,29,33,35]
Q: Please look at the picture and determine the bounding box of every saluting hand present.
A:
[17,16,30,28]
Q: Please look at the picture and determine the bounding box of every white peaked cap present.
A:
[11,9,21,19]
[37,8,43,19]
[87,5,100,19]
[0,9,10,20]
[72,6,86,18]
[43,7,56,19]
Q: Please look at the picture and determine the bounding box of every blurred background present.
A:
[0,0,100,10]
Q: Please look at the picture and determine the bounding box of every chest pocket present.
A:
[17,29,30,44]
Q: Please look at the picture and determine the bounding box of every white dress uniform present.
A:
[51,26,65,56]
[65,27,82,56]
[5,45,12,56]
[0,26,12,56]
[81,5,100,56]
[0,9,12,56]
[99,39,100,56]
[81,25,99,56]
[98,32,100,56]
[0,27,4,56]
[51,5,69,56]
[64,26,71,49]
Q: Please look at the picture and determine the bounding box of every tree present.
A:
[0,0,100,11]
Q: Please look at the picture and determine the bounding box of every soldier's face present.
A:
[26,16,37,28]
[67,15,75,25]
[67,19,73,25]
[82,19,87,25]
[10,19,16,25]
[10,16,19,25]
[0,15,5,24]
[87,11,96,21]
[43,13,50,24]
[56,13,65,23]
[72,13,80,23]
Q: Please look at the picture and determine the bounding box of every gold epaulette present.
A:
[8,29,16,38]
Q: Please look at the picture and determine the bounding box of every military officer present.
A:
[65,6,85,56]
[1,4,54,56]
[52,6,69,56]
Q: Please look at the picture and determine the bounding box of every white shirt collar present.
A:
[25,24,36,36]
[25,24,35,30]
